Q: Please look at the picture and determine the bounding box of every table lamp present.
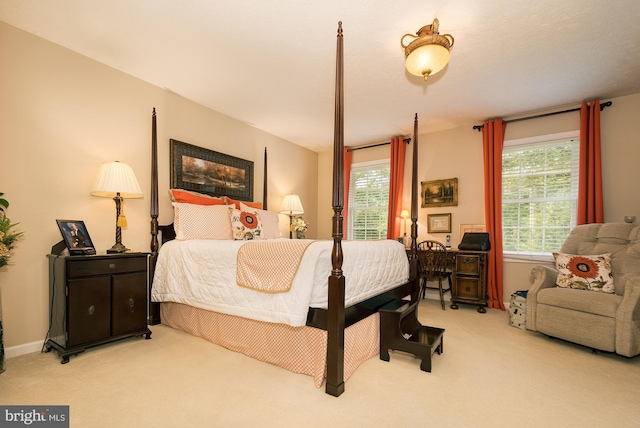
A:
[91,161,143,253]
[401,209,409,247]
[280,194,304,239]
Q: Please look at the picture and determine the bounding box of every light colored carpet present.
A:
[1,299,639,428]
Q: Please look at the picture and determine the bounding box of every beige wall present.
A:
[319,93,640,301]
[0,22,317,351]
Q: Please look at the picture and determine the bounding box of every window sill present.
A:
[503,252,555,264]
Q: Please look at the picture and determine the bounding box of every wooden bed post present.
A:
[326,21,346,397]
[409,113,420,301]
[149,107,161,325]
[263,147,268,210]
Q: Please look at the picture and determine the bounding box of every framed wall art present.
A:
[459,224,486,243]
[421,177,458,208]
[170,139,254,201]
[427,213,452,233]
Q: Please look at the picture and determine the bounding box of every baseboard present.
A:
[5,340,44,359]
[423,291,510,309]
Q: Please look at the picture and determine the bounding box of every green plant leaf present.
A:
[0,192,8,212]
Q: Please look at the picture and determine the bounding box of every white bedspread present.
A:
[151,238,409,327]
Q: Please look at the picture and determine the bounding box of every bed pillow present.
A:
[170,189,226,206]
[229,207,264,240]
[240,202,280,239]
[225,196,262,210]
[553,252,614,293]
[173,202,233,240]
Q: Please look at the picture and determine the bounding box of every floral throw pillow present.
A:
[553,252,614,293]
[229,207,263,240]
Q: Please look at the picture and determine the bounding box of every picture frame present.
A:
[421,177,458,208]
[427,213,452,233]
[56,220,96,255]
[459,224,486,243]
[170,139,254,201]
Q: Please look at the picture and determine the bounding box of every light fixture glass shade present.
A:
[405,44,450,78]
[401,18,454,81]
[91,161,143,198]
[400,209,410,218]
[280,194,304,215]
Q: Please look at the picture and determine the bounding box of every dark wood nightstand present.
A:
[45,252,152,363]
[450,250,489,313]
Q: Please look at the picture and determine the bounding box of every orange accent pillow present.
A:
[225,196,262,210]
[170,189,226,206]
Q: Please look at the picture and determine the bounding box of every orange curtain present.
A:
[577,100,604,225]
[343,147,352,238]
[482,119,506,311]
[387,137,406,239]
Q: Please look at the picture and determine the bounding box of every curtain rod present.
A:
[346,137,411,152]
[472,101,612,132]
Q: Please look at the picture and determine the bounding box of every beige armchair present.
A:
[526,223,640,357]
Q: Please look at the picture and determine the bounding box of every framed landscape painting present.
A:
[421,178,458,208]
[170,139,254,201]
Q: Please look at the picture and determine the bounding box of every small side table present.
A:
[44,252,152,363]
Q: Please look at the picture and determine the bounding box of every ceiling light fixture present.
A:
[401,18,454,81]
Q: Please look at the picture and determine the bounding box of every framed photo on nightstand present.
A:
[56,220,96,255]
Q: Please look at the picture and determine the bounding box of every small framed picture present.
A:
[56,220,96,255]
[427,213,452,233]
[459,224,486,243]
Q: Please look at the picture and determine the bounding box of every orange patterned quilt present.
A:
[236,240,315,293]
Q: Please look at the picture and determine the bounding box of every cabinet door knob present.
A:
[109,263,116,269]
[88,305,95,315]
[128,298,135,313]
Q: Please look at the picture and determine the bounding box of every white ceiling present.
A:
[2,0,640,152]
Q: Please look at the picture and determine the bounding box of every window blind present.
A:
[348,161,390,240]
[502,133,579,257]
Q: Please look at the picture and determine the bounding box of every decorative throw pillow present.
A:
[553,252,614,293]
[240,202,280,239]
[225,196,262,210]
[170,189,226,206]
[229,207,264,240]
[173,203,233,240]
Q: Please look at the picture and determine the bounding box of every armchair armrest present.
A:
[525,265,559,331]
[615,274,640,357]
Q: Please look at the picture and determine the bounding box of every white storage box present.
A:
[509,290,528,330]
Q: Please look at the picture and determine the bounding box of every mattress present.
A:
[151,238,409,326]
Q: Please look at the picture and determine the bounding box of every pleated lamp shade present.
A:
[280,194,304,215]
[91,161,143,198]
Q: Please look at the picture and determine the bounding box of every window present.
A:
[502,131,579,260]
[348,160,390,240]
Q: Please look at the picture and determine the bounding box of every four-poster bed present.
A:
[148,22,420,397]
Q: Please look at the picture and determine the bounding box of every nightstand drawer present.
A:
[67,255,147,278]
[456,277,481,300]
[456,255,480,275]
